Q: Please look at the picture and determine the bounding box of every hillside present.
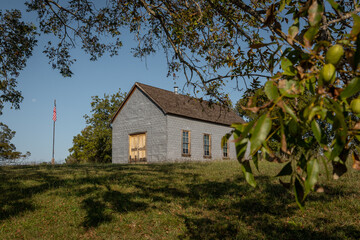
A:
[1,160,359,239]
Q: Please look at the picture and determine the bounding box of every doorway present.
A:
[129,133,147,163]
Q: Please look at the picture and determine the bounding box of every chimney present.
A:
[174,86,178,94]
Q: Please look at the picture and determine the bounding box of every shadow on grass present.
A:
[178,214,360,240]
[81,198,112,229]
[103,190,148,213]
[178,177,360,240]
[0,168,64,220]
[0,163,197,228]
[178,216,238,240]
[1,163,359,239]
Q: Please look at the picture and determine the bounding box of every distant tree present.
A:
[66,89,127,163]
[0,122,30,163]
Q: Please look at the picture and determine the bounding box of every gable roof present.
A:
[111,82,244,126]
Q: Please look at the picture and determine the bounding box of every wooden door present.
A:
[129,133,147,163]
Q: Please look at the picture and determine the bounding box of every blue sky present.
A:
[1,1,245,163]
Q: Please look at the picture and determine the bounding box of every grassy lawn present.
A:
[0,160,359,239]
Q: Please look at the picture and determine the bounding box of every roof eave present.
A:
[166,112,242,127]
[110,83,137,123]
[110,82,167,123]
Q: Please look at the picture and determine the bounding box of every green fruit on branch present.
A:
[320,63,336,84]
[351,98,360,114]
[325,44,344,65]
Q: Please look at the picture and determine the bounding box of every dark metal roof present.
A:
[111,82,245,126]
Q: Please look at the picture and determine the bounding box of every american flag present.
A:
[53,101,57,122]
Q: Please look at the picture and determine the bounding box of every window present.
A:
[182,130,191,156]
[223,141,229,159]
[203,134,211,158]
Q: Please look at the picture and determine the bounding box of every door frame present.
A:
[128,132,147,163]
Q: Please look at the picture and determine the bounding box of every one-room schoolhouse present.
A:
[111,82,244,163]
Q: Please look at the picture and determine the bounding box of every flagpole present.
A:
[52,100,56,165]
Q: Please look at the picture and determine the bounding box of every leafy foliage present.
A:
[0,10,37,115]
[0,122,30,162]
[66,89,126,163]
[221,0,360,207]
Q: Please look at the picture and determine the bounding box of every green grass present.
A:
[0,160,359,239]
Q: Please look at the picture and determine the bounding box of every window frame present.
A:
[222,140,229,159]
[181,130,191,157]
[203,133,211,158]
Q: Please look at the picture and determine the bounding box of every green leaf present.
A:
[288,119,299,136]
[324,150,331,160]
[288,25,299,39]
[294,177,305,209]
[240,160,257,187]
[268,45,282,73]
[283,68,297,76]
[284,102,298,121]
[321,156,330,180]
[281,58,297,76]
[326,0,340,10]
[329,100,347,140]
[318,108,327,120]
[233,132,249,161]
[264,81,279,101]
[307,106,321,122]
[304,26,319,48]
[253,152,259,171]
[280,118,288,154]
[311,120,322,145]
[276,161,293,177]
[304,158,320,196]
[351,14,360,37]
[230,122,244,129]
[340,77,360,99]
[330,134,345,162]
[281,57,293,70]
[250,115,272,154]
[233,120,256,144]
[305,77,316,94]
[279,80,300,97]
[356,134,360,142]
[354,33,360,70]
[221,133,231,148]
[261,144,275,160]
[308,0,323,27]
[279,0,286,12]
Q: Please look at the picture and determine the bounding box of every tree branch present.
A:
[229,0,303,52]
[208,0,253,43]
[320,7,360,30]
[205,73,271,84]
[45,0,77,46]
[139,0,207,87]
